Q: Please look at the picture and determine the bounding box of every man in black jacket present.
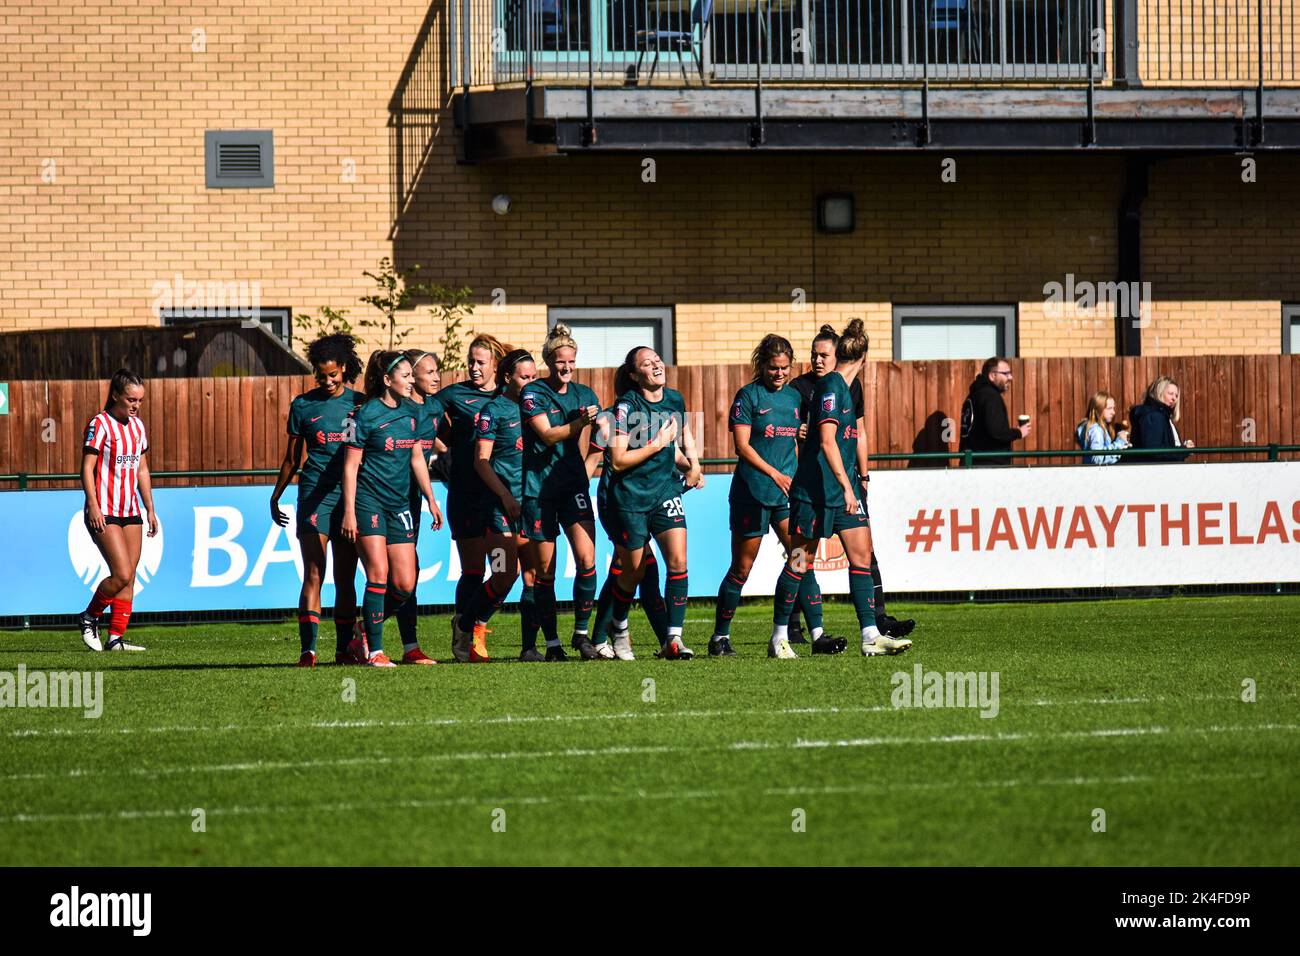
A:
[959,357,1031,467]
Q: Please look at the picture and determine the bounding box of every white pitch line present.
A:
[0,766,1283,827]
[0,692,1260,740]
[3,723,1296,788]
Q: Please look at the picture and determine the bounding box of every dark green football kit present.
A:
[287,386,361,539]
[405,393,445,542]
[519,378,599,541]
[476,393,525,536]
[606,388,688,550]
[728,379,801,538]
[348,397,420,544]
[437,380,497,540]
[790,371,869,540]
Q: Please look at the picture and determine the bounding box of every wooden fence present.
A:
[2,355,1297,489]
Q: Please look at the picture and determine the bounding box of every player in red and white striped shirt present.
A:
[78,369,159,652]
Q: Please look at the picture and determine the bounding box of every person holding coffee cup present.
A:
[959,357,1031,467]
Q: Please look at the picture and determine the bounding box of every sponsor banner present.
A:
[2,482,718,616]
[2,462,1296,615]
[868,461,1300,590]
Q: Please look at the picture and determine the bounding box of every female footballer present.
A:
[78,369,158,652]
[340,351,443,667]
[270,334,364,667]
[437,333,509,662]
[453,349,538,660]
[519,324,602,660]
[390,347,446,663]
[775,319,911,659]
[709,334,847,658]
[587,405,672,660]
[791,325,914,641]
[605,347,703,660]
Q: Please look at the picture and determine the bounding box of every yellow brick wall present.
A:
[1138,0,1298,86]
[1143,155,1298,355]
[0,2,1295,366]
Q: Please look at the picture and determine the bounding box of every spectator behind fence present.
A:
[1075,391,1130,465]
[959,357,1031,467]
[1127,376,1194,463]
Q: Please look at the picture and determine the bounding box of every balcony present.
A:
[431,0,1300,157]
[467,0,1109,83]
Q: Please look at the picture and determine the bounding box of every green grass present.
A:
[1,596,1297,866]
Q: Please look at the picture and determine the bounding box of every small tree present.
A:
[293,306,354,342]
[359,257,417,350]
[422,283,475,372]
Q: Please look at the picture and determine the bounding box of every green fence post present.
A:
[17,472,27,491]
[1268,443,1279,462]
[962,449,973,468]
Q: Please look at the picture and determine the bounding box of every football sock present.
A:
[395,585,418,649]
[592,567,618,640]
[363,582,386,652]
[334,612,355,656]
[572,564,597,634]
[797,569,825,635]
[519,585,540,651]
[455,571,482,621]
[665,569,688,644]
[848,564,878,632]
[773,565,805,629]
[535,576,559,645]
[297,609,319,654]
[462,577,508,631]
[85,584,114,618]
[714,567,746,637]
[384,585,412,621]
[870,552,887,617]
[611,581,636,631]
[108,597,132,641]
[639,552,668,643]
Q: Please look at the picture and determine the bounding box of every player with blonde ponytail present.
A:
[517,324,602,660]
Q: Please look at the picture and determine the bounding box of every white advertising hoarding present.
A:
[740,462,1300,594]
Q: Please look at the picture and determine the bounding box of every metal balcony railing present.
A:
[448,0,1299,87]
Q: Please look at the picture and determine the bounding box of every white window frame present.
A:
[548,306,675,366]
[1284,304,1300,355]
[892,304,1018,361]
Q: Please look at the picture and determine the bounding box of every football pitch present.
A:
[1,596,1296,867]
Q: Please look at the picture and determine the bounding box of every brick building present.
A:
[3,1,1299,366]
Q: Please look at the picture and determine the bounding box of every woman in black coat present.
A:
[1127,376,1195,463]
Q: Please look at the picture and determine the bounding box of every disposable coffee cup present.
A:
[1018,415,1031,426]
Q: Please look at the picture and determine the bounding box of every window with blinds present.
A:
[548,307,674,367]
[893,305,1016,360]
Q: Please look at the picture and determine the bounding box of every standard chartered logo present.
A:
[67,512,164,594]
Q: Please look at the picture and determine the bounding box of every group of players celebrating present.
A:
[75,320,916,663]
